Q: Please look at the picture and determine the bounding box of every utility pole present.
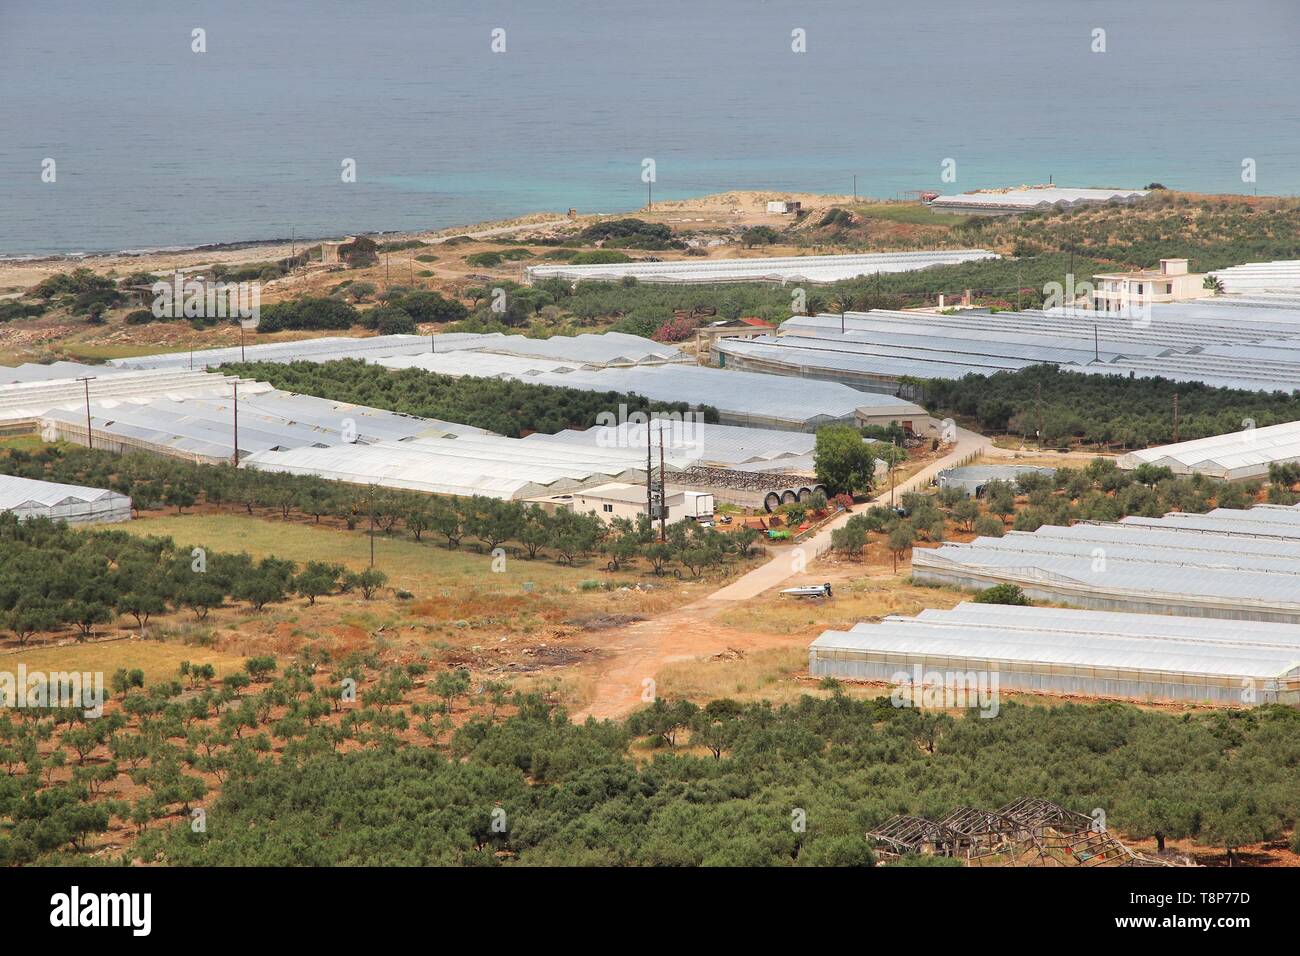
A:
[1173,392,1180,443]
[645,418,653,523]
[658,422,667,543]
[76,376,95,449]
[852,174,857,200]
[647,178,652,212]
[891,448,898,575]
[1094,324,1099,362]
[369,486,376,567]
[240,324,246,363]
[232,381,239,466]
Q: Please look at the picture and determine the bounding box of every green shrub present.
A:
[972,583,1030,605]
[569,250,631,265]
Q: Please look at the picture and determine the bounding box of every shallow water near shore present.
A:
[2,0,1297,255]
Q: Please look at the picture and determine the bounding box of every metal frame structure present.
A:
[868,799,1179,867]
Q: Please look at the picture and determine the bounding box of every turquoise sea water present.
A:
[2,0,1298,254]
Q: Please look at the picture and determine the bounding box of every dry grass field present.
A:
[716,572,965,638]
[0,638,247,687]
[109,511,740,668]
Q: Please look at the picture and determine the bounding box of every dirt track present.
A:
[572,428,991,721]
[570,599,808,721]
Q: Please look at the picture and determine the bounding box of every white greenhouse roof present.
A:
[0,474,127,510]
[938,465,1056,483]
[110,330,685,372]
[910,603,1300,651]
[372,354,918,429]
[522,421,816,469]
[0,474,132,525]
[0,361,131,385]
[243,433,670,500]
[108,335,433,371]
[380,351,585,378]
[36,386,480,462]
[812,603,1300,681]
[913,503,1300,614]
[525,250,998,285]
[0,369,266,426]
[1119,420,1300,479]
[421,331,686,367]
[768,303,1300,391]
[715,336,1033,380]
[523,364,916,425]
[1209,262,1300,294]
[929,186,1148,212]
[83,329,918,431]
[780,311,1174,358]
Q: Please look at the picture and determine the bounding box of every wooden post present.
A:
[76,376,95,449]
[232,381,239,466]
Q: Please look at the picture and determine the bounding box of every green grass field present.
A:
[118,512,743,639]
[0,435,47,452]
[123,512,620,594]
[59,342,187,361]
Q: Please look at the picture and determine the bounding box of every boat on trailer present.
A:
[781,583,833,598]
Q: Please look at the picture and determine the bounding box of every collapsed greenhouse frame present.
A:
[867,799,1177,867]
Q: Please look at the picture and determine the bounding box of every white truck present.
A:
[680,490,715,524]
